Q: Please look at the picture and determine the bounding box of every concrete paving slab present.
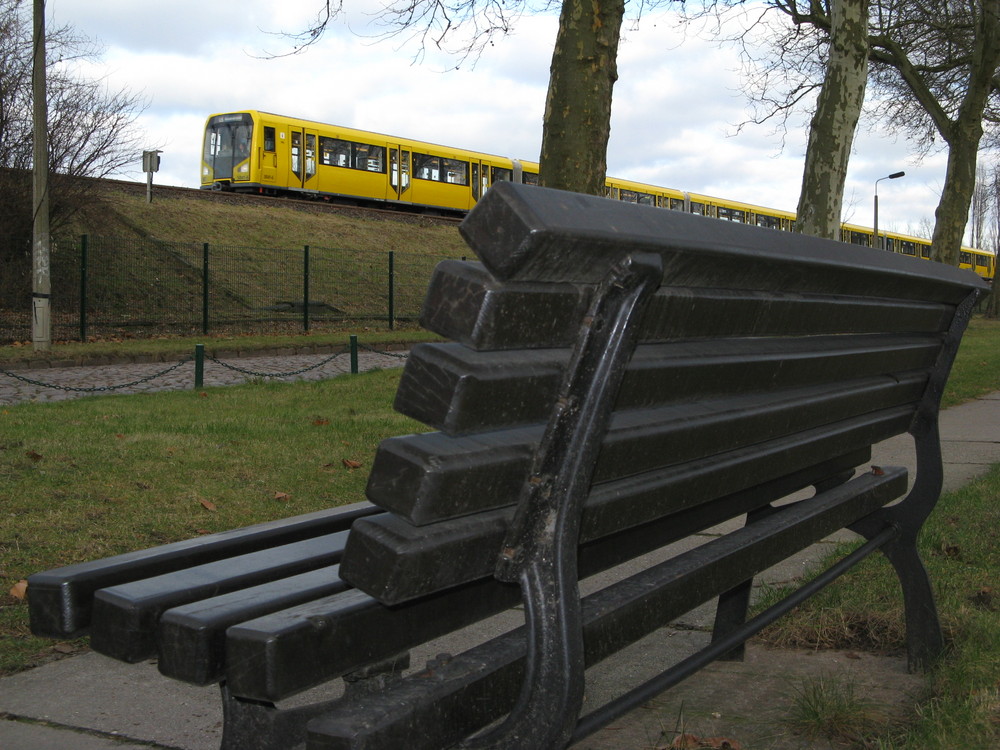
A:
[0,718,153,750]
[0,653,221,750]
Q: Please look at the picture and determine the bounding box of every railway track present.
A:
[101,177,464,226]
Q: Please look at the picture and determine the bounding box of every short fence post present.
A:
[350,335,358,374]
[194,344,205,389]
[79,235,88,342]
[202,243,210,335]
[387,251,395,331]
[303,245,311,332]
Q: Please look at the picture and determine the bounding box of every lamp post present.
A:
[874,171,905,251]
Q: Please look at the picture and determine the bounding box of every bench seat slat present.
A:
[157,565,348,685]
[224,447,868,701]
[369,375,926,524]
[26,502,376,638]
[307,467,909,749]
[345,407,909,603]
[90,532,350,663]
[423,261,956,351]
[397,334,942,434]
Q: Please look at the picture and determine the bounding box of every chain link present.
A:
[357,342,410,359]
[0,345,410,397]
[0,357,195,393]
[205,350,347,378]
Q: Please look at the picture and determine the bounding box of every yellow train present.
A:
[201,110,995,281]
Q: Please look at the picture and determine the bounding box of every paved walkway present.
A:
[1,358,998,749]
[0,348,409,406]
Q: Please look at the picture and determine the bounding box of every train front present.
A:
[201,112,254,190]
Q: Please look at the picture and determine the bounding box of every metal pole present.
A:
[202,242,210,335]
[194,344,204,389]
[31,0,51,351]
[350,335,358,374]
[874,171,905,251]
[388,251,395,330]
[303,245,310,332]
[79,235,88,342]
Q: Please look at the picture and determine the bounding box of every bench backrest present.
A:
[340,180,986,605]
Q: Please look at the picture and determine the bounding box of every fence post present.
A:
[388,250,395,331]
[350,335,358,374]
[202,243,209,335]
[303,245,310,332]
[79,235,88,342]
[194,344,205,389]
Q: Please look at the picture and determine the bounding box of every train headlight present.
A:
[236,161,250,178]
[201,165,212,180]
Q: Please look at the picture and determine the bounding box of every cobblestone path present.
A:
[0,349,408,406]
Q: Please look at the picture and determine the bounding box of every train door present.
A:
[287,128,318,191]
[470,160,489,204]
[390,146,411,204]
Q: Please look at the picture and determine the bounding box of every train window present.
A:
[413,153,469,184]
[522,172,539,185]
[756,214,780,230]
[921,246,931,259]
[690,202,705,216]
[264,127,276,152]
[320,138,386,173]
[900,241,917,256]
[492,167,513,183]
[305,134,316,180]
[717,206,746,222]
[960,251,972,265]
[884,237,895,252]
[668,198,686,211]
[441,158,468,185]
[617,190,655,205]
[848,231,870,247]
[976,254,989,268]
[414,154,440,181]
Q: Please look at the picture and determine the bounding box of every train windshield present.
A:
[203,113,253,181]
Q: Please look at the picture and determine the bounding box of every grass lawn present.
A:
[1,316,999,746]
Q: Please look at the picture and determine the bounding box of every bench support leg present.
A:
[219,654,409,750]
[712,468,858,661]
[460,253,663,750]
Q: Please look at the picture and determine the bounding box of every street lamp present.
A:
[874,171,906,251]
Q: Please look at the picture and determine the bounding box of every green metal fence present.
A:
[0,235,466,344]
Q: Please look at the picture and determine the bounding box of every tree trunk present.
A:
[929,1,1000,266]
[538,0,626,194]
[795,0,869,239]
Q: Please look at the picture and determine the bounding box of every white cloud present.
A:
[45,0,955,239]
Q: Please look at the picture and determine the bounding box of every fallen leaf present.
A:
[52,643,76,654]
[199,498,218,512]
[342,458,363,469]
[9,579,28,600]
[313,417,331,426]
[196,529,212,535]
[25,450,43,462]
[273,491,292,502]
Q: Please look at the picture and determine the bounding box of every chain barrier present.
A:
[357,342,410,359]
[0,357,195,394]
[205,350,348,379]
[0,343,410,399]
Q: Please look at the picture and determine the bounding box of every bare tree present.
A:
[867,0,1000,265]
[291,0,667,195]
[786,0,872,239]
[0,0,147,303]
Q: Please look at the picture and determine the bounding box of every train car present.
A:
[841,221,995,281]
[201,110,538,213]
[201,110,995,282]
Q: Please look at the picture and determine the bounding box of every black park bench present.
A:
[27,181,988,750]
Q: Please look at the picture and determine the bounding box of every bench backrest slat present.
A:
[422,262,956,351]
